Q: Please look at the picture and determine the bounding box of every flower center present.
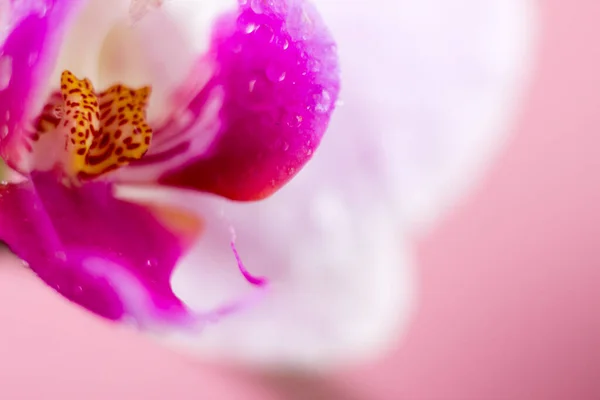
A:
[29,70,153,183]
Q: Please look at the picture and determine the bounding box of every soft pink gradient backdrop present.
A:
[0,0,599,399]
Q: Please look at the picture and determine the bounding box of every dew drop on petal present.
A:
[266,62,286,82]
[0,55,12,90]
[245,23,258,34]
[146,258,157,268]
[246,77,272,108]
[237,13,259,34]
[253,24,274,43]
[313,89,332,114]
[274,36,289,50]
[250,0,265,14]
[285,114,303,128]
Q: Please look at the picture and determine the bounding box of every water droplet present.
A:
[146,258,157,267]
[253,23,274,43]
[250,0,266,13]
[286,114,303,128]
[306,148,313,156]
[74,285,83,294]
[246,77,272,108]
[5,110,10,122]
[237,13,258,33]
[313,90,331,114]
[0,56,12,90]
[1,125,7,137]
[55,251,67,261]
[287,166,296,175]
[282,141,290,151]
[266,62,286,82]
[245,23,258,33]
[269,179,276,187]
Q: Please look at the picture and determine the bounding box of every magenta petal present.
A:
[0,0,84,164]
[158,0,340,201]
[0,173,190,325]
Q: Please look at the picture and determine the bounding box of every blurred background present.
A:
[1,0,599,399]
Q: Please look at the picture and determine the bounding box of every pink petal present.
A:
[122,0,340,201]
[0,173,265,328]
[0,0,85,167]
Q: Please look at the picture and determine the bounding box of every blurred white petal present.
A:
[316,0,537,234]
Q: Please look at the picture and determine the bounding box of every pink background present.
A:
[0,0,599,398]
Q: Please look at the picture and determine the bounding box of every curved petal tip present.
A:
[0,173,266,329]
[0,0,84,166]
[160,0,340,201]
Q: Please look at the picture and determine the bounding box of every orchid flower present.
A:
[0,0,339,328]
[0,0,536,371]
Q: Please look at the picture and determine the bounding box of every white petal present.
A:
[120,182,415,369]
[315,0,537,234]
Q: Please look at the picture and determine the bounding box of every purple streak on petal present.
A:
[230,226,267,286]
[0,0,84,165]
[155,0,340,201]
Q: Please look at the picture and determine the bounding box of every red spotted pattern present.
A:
[23,70,153,183]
